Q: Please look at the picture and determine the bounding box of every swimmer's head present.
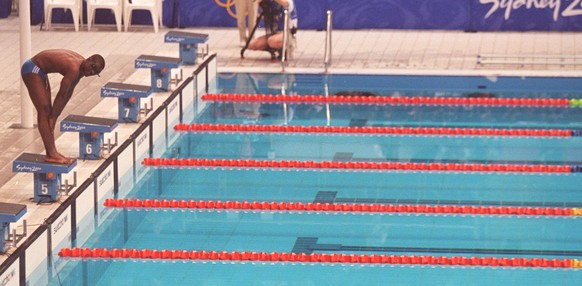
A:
[84,54,105,77]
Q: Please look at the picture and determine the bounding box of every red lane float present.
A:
[58,247,576,269]
[202,93,571,108]
[174,123,573,138]
[141,157,572,174]
[103,198,575,217]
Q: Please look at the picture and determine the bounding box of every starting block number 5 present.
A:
[41,184,49,195]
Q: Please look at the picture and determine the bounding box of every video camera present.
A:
[259,0,283,14]
[258,0,296,35]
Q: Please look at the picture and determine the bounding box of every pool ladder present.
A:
[324,10,333,73]
[281,10,290,72]
[280,10,333,73]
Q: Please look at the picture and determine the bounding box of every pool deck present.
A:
[1,14,582,263]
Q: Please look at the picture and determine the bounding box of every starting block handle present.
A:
[164,31,209,65]
[60,115,118,160]
[135,55,181,91]
[12,153,76,203]
[101,82,153,123]
[0,202,26,253]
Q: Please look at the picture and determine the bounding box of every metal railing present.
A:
[281,9,290,72]
[324,10,333,73]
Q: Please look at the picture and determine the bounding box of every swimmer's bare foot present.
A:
[56,151,70,160]
[45,154,74,165]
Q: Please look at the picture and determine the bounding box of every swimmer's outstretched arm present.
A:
[50,72,79,130]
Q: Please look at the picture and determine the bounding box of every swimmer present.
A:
[21,49,105,165]
[334,91,377,97]
[466,92,496,98]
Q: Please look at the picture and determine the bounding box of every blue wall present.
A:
[32,0,582,31]
[0,0,11,18]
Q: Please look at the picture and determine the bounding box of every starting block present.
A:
[12,153,76,203]
[60,115,118,160]
[0,202,26,253]
[135,55,181,91]
[101,82,153,123]
[164,31,209,65]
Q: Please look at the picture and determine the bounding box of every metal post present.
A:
[281,75,288,125]
[324,10,333,73]
[281,9,289,72]
[324,76,331,126]
[19,0,33,128]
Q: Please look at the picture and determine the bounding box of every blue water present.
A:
[49,73,582,285]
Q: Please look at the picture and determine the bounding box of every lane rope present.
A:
[104,198,579,217]
[175,123,580,137]
[58,247,579,268]
[202,93,577,108]
[142,158,574,173]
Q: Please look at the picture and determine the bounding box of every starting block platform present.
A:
[0,202,26,253]
[164,31,209,65]
[101,82,153,123]
[60,115,118,160]
[12,153,76,203]
[135,55,181,91]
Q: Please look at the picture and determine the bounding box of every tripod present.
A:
[240,10,279,60]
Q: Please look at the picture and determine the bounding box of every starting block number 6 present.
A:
[86,144,93,154]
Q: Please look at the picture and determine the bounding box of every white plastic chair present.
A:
[86,0,123,32]
[44,0,82,31]
[158,0,163,27]
[124,0,159,32]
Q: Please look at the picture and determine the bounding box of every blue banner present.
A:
[32,0,582,31]
[329,0,470,30]
[473,0,582,31]
[0,0,10,18]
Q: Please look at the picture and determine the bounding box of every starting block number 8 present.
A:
[156,79,163,89]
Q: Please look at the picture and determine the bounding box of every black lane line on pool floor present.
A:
[313,191,582,208]
[350,117,582,135]
[333,151,582,166]
[291,237,582,257]
[352,156,582,167]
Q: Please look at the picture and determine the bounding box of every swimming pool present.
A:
[50,72,582,285]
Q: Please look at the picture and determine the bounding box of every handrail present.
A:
[281,9,289,72]
[324,10,332,73]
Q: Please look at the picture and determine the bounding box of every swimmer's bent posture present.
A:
[21,49,105,165]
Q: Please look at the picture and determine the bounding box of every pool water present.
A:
[50,73,582,285]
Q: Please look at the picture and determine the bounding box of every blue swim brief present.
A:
[21,59,47,80]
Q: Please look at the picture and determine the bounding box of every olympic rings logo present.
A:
[215,0,237,18]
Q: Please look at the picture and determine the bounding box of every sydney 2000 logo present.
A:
[480,0,582,21]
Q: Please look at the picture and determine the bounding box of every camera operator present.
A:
[248,0,298,58]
